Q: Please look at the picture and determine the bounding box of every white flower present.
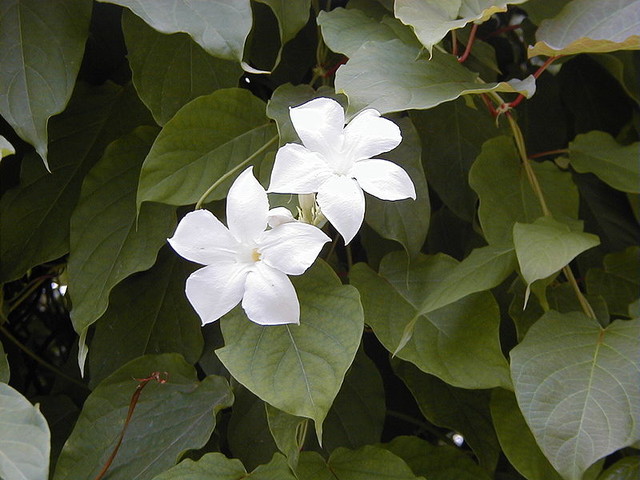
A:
[168,167,330,326]
[268,97,416,244]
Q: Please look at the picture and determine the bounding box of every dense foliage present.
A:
[1,1,639,479]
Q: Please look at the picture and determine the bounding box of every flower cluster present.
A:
[169,97,416,326]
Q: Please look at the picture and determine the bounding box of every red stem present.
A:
[505,56,562,110]
[529,148,569,160]
[458,23,478,63]
[481,23,522,39]
[94,372,168,480]
[322,56,348,77]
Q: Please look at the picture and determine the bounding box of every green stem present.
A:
[194,135,278,210]
[0,323,88,389]
[484,91,596,320]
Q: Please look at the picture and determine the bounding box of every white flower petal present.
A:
[343,109,402,161]
[267,206,295,228]
[226,167,269,243]
[352,159,417,201]
[268,143,333,193]
[185,262,249,325]
[168,209,238,265]
[317,175,365,245]
[242,263,299,325]
[259,222,330,275]
[290,97,345,157]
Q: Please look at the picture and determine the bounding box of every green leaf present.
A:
[322,348,386,452]
[97,0,252,61]
[351,254,511,389]
[0,82,153,283]
[513,216,600,288]
[381,436,492,480]
[216,260,363,440]
[411,98,507,221]
[0,342,8,383]
[317,7,412,58]
[297,446,424,480]
[364,116,430,258]
[393,360,501,471]
[0,135,15,161]
[122,10,242,126]
[529,0,640,57]
[137,88,278,209]
[416,244,517,316]
[68,126,176,339]
[394,0,527,55]
[335,39,535,115]
[256,0,310,46]
[88,247,204,388]
[598,456,640,480]
[591,51,640,105]
[0,0,91,168]
[569,131,640,193]
[54,354,233,480]
[228,386,278,470]
[152,452,297,480]
[491,389,563,480]
[469,136,579,245]
[511,311,640,480]
[266,83,346,146]
[0,383,50,480]
[522,0,572,26]
[586,246,640,316]
[266,404,306,470]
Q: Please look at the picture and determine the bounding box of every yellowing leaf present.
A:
[529,0,640,57]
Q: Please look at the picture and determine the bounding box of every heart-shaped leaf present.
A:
[511,311,640,480]
[216,260,363,440]
[68,126,176,339]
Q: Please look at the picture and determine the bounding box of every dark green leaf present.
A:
[511,311,640,480]
[569,131,640,193]
[0,383,50,480]
[0,82,153,283]
[297,446,424,480]
[393,360,501,472]
[216,260,363,440]
[411,98,507,221]
[122,10,242,126]
[381,435,492,480]
[88,247,204,388]
[152,452,296,480]
[137,88,277,209]
[598,456,640,480]
[0,0,91,168]
[97,0,252,61]
[54,354,233,480]
[365,117,430,257]
[469,136,579,245]
[256,0,310,46]
[68,126,175,339]
[351,254,511,389]
[586,246,640,316]
[322,348,386,452]
[491,388,563,480]
[0,342,8,383]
